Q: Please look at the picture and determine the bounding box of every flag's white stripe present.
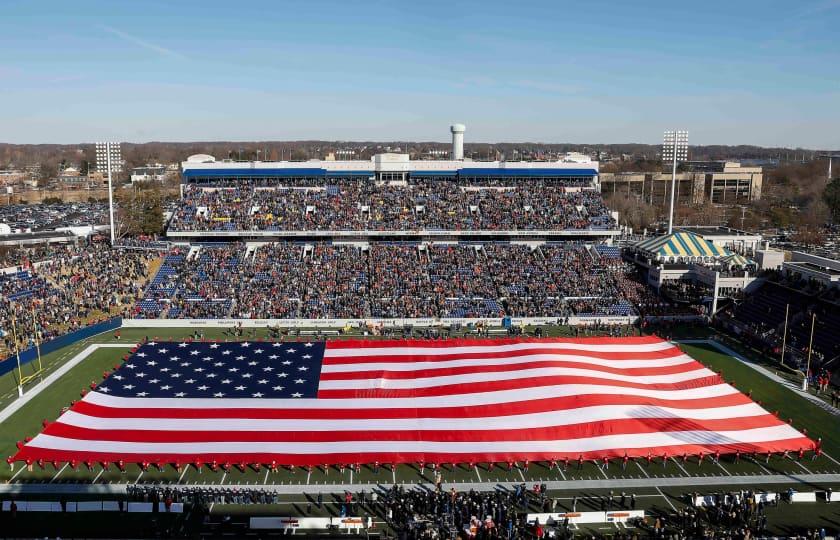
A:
[26,425,804,454]
[57,403,770,432]
[321,353,695,373]
[84,382,740,409]
[323,341,676,358]
[317,366,716,391]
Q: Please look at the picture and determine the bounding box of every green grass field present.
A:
[2,328,840,489]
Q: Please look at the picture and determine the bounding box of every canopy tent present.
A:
[634,231,731,263]
[721,253,755,267]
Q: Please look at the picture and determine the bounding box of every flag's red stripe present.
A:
[317,374,724,399]
[70,391,754,420]
[319,358,702,381]
[12,437,815,466]
[322,346,685,365]
[42,414,786,443]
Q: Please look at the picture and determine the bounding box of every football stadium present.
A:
[2,127,840,539]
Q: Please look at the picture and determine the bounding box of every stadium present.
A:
[2,126,840,539]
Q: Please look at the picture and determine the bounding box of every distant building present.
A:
[599,161,763,205]
[0,169,29,189]
[130,165,167,184]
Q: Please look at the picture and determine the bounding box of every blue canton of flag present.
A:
[98,341,326,399]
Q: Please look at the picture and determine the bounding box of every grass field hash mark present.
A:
[635,461,650,478]
[50,463,68,483]
[672,458,690,477]
[92,468,105,484]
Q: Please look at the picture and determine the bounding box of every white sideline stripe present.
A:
[56,402,772,432]
[322,353,696,372]
[0,344,129,424]
[27,424,805,454]
[82,382,742,409]
[325,341,676,357]
[318,366,715,390]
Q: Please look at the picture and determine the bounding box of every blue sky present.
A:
[1,0,838,147]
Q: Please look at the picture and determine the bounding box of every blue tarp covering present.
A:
[457,168,598,177]
[0,318,122,377]
[184,168,326,179]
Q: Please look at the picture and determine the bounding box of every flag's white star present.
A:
[205,373,216,378]
[213,392,225,397]
[171,373,182,378]
[185,379,196,384]
[254,349,264,354]
[147,341,156,346]
[178,343,188,348]
[124,384,135,390]
[278,372,288,378]
[236,356,245,361]
[146,361,157,366]
[252,392,264,398]
[180,362,191,367]
[258,379,268,384]
[273,386,284,391]
[137,392,148,397]
[214,362,224,367]
[269,354,279,360]
[235,385,246,391]
[286,348,296,353]
[228,367,239,372]
[298,366,308,371]
[99,387,110,393]
[304,342,313,347]
[190,350,200,356]
[210,343,219,349]
[242,373,253,379]
[295,378,305,384]
[221,350,231,355]
[136,352,147,357]
[272,342,283,347]
[175,392,186,397]
[241,342,251,347]
[263,367,274,371]
[124,364,135,369]
[113,374,124,380]
[282,360,292,365]
[160,367,170,372]
[292,392,302,398]
[169,356,180,362]
[158,348,168,354]
[149,378,160,384]
[202,356,212,361]
[248,361,258,366]
[302,355,312,359]
[136,373,146,378]
[161,385,171,390]
[197,385,209,390]
[195,367,205,372]
[222,379,232,384]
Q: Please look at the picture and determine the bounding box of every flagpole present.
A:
[11,312,23,397]
[802,313,816,392]
[780,303,789,366]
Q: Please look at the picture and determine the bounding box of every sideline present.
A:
[0,344,129,424]
[3,472,840,495]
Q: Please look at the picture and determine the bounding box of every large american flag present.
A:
[14,337,811,466]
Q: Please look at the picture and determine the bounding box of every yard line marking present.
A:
[474,466,482,483]
[349,469,353,485]
[8,465,27,483]
[635,462,649,478]
[714,459,731,476]
[219,472,227,485]
[306,468,311,485]
[672,457,690,477]
[822,451,840,467]
[793,459,813,474]
[392,467,396,484]
[655,486,677,512]
[557,464,566,481]
[263,469,270,484]
[209,502,214,514]
[92,468,105,484]
[596,464,609,480]
[134,470,144,484]
[50,463,68,483]
[178,467,188,483]
[749,457,772,475]
[518,467,526,482]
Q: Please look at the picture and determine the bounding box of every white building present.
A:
[130,165,167,184]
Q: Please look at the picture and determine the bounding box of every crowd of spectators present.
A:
[135,242,670,320]
[0,246,157,356]
[167,180,615,232]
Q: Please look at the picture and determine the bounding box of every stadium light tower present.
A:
[662,130,688,234]
[96,142,121,244]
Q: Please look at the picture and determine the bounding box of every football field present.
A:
[2,327,840,492]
